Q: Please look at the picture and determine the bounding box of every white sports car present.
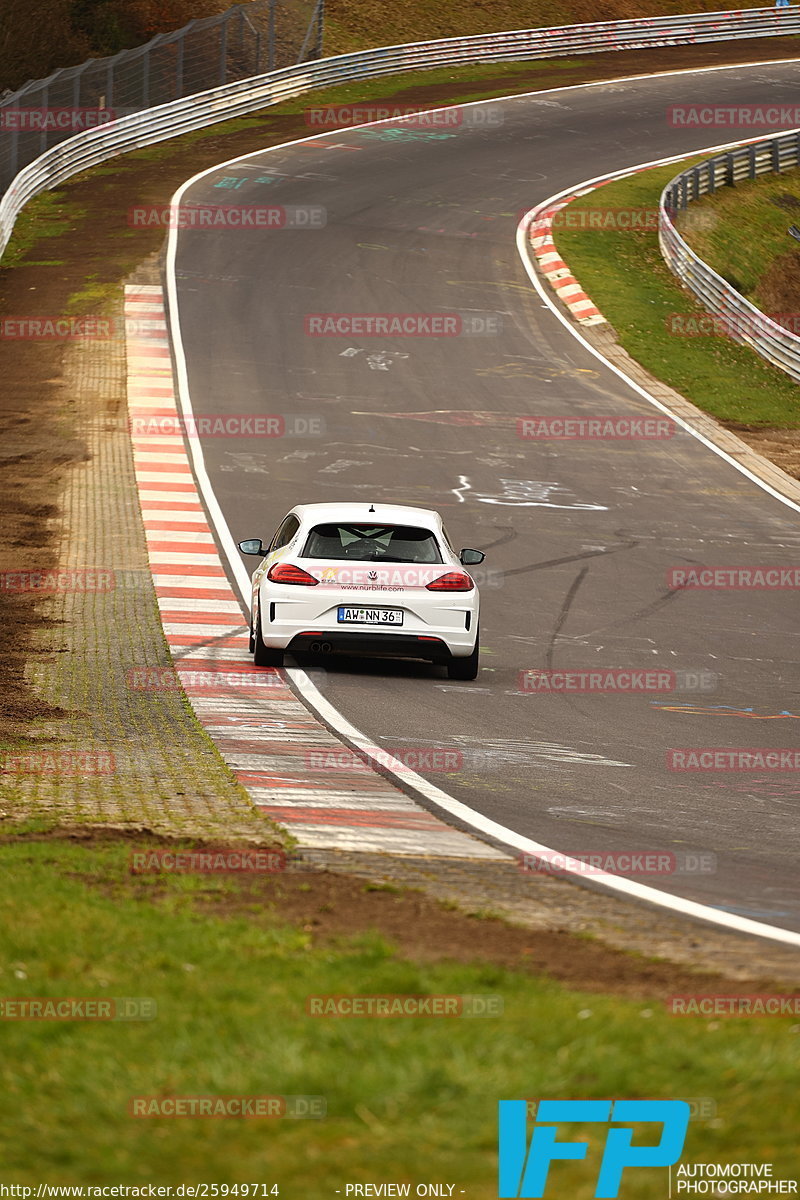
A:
[238,502,484,679]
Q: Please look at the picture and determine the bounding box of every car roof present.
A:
[290,502,444,530]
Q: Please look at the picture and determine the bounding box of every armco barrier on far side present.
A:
[659,129,800,383]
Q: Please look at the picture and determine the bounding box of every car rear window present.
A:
[301,523,443,563]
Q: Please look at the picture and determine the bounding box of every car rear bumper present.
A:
[286,630,458,663]
[257,594,478,659]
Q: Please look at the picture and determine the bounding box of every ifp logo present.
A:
[498,1099,690,1198]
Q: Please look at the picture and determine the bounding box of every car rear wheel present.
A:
[447,629,479,680]
[253,601,284,668]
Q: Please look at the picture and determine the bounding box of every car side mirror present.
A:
[460,548,485,566]
[238,538,265,556]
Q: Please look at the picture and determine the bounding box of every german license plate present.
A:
[337,606,403,626]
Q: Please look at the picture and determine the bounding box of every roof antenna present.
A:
[368,504,375,513]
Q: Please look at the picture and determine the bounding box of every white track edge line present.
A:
[164,66,800,948]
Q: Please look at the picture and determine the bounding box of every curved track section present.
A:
[167,62,800,936]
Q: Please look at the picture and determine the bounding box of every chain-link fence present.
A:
[0,0,324,196]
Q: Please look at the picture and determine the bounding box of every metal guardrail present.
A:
[0,0,324,197]
[660,132,800,383]
[3,7,800,261]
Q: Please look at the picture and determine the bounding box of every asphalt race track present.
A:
[169,61,800,933]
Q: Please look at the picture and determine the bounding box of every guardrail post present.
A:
[39,82,49,155]
[240,12,257,74]
[748,144,757,180]
[175,34,185,98]
[268,0,277,71]
[316,0,325,58]
[219,18,228,86]
[771,139,780,173]
[8,123,19,190]
[725,152,735,186]
[142,46,150,108]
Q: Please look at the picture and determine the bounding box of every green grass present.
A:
[65,276,120,315]
[678,165,800,305]
[0,836,798,1191]
[0,191,86,270]
[553,162,800,428]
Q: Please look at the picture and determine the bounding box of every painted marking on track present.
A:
[452,475,471,504]
[654,704,800,720]
[455,476,608,511]
[319,459,371,474]
[352,409,517,427]
[366,351,409,371]
[355,128,457,142]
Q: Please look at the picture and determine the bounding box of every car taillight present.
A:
[267,563,319,586]
[426,571,474,592]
